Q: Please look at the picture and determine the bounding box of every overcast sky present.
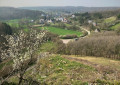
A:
[0,0,120,7]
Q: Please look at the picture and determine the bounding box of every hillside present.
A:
[0,7,45,20]
[1,5,120,85]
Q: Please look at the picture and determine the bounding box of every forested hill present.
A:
[20,6,120,13]
[0,7,45,20]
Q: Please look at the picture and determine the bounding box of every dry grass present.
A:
[70,56,120,71]
[62,55,120,81]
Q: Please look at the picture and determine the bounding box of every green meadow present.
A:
[38,26,82,37]
[104,16,116,23]
[110,23,120,30]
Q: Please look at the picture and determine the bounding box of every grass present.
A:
[23,28,29,32]
[69,55,120,71]
[7,22,19,28]
[50,56,94,71]
[22,55,97,85]
[104,16,116,23]
[38,26,82,37]
[0,59,13,70]
[5,19,31,28]
[81,57,120,70]
[7,55,120,84]
[5,19,20,28]
[110,23,120,30]
[38,41,57,52]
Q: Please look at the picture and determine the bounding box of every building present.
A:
[71,15,75,18]
[47,19,52,23]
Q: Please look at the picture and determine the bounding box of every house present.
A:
[88,20,97,26]
[93,22,97,26]
[47,19,52,23]
[71,15,75,18]
[41,14,45,16]
[88,20,92,24]
[39,19,45,24]
[55,17,68,23]
[95,29,100,32]
[30,20,34,22]
[63,18,67,23]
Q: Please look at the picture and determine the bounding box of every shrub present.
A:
[60,34,78,39]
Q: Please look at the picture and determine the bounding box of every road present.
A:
[81,26,91,36]
[61,26,91,44]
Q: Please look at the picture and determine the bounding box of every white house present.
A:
[47,19,52,23]
[71,15,75,18]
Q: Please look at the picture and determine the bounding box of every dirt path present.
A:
[81,26,90,36]
[61,26,91,44]
[60,39,73,44]
[62,55,120,80]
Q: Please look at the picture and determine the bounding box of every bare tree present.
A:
[66,34,120,59]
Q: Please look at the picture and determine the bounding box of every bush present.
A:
[60,34,78,39]
[116,27,120,35]
[0,22,12,35]
[66,34,120,59]
[117,14,120,20]
[0,65,13,78]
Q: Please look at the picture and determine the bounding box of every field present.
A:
[5,19,20,28]
[110,23,120,30]
[38,26,82,37]
[63,55,120,71]
[5,19,32,29]
[7,55,120,84]
[8,55,96,84]
[62,55,120,84]
[38,41,57,52]
[104,16,116,23]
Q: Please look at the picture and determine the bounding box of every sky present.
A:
[0,0,120,7]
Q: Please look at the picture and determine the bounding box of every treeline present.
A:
[20,6,120,14]
[51,22,81,31]
[65,32,120,59]
[72,10,120,31]
[0,7,45,20]
[74,9,120,21]
[73,12,103,26]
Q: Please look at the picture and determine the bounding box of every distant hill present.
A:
[0,7,45,20]
[20,6,120,14]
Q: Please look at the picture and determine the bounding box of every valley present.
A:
[0,6,120,85]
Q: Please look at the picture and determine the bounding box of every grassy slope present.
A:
[22,56,96,85]
[104,16,116,23]
[38,26,82,37]
[64,55,120,71]
[75,56,120,71]
[38,41,57,52]
[6,54,120,84]
[5,19,20,28]
[101,16,120,30]
[62,55,120,83]
[0,59,13,70]
[111,23,120,30]
[5,19,31,31]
